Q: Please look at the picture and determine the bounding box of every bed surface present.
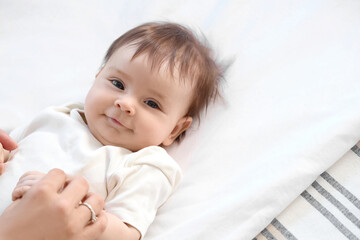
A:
[1,1,360,239]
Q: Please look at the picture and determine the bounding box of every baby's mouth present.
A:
[110,117,123,126]
[108,116,130,130]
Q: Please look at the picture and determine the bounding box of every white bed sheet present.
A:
[1,0,360,239]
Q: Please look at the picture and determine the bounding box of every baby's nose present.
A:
[114,98,135,116]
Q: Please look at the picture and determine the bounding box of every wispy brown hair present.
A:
[103,22,225,141]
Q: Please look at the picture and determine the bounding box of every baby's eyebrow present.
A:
[149,88,167,102]
[109,66,132,80]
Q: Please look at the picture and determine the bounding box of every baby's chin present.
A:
[88,126,161,151]
[97,137,156,152]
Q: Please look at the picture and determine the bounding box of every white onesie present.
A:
[0,103,182,237]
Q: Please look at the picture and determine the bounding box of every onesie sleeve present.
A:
[104,146,182,238]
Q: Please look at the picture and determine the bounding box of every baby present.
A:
[0,22,224,240]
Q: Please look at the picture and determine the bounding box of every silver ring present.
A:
[79,202,97,224]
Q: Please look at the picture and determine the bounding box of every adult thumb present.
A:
[0,129,18,150]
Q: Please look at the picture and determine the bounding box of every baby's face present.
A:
[84,45,193,151]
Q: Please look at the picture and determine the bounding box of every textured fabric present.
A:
[255,143,360,240]
[0,103,182,237]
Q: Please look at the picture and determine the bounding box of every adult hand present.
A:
[0,168,108,240]
[0,129,18,174]
[0,129,17,151]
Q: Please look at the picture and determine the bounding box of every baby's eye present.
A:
[111,80,124,90]
[144,100,159,109]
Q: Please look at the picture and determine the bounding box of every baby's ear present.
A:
[162,116,192,146]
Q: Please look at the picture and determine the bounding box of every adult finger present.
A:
[73,211,108,240]
[34,169,67,194]
[61,175,89,207]
[0,163,4,175]
[0,143,4,163]
[77,192,104,227]
[0,129,18,150]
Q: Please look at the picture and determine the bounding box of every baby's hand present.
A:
[12,171,45,201]
[0,129,18,175]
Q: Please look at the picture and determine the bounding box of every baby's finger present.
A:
[18,171,44,182]
[12,185,31,201]
[19,171,45,180]
[15,179,40,189]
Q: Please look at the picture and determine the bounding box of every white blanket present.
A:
[256,143,360,239]
[1,1,360,239]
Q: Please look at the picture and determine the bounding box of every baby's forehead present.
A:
[133,48,198,88]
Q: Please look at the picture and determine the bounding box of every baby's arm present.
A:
[0,129,18,175]
[96,213,140,240]
[12,171,45,200]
